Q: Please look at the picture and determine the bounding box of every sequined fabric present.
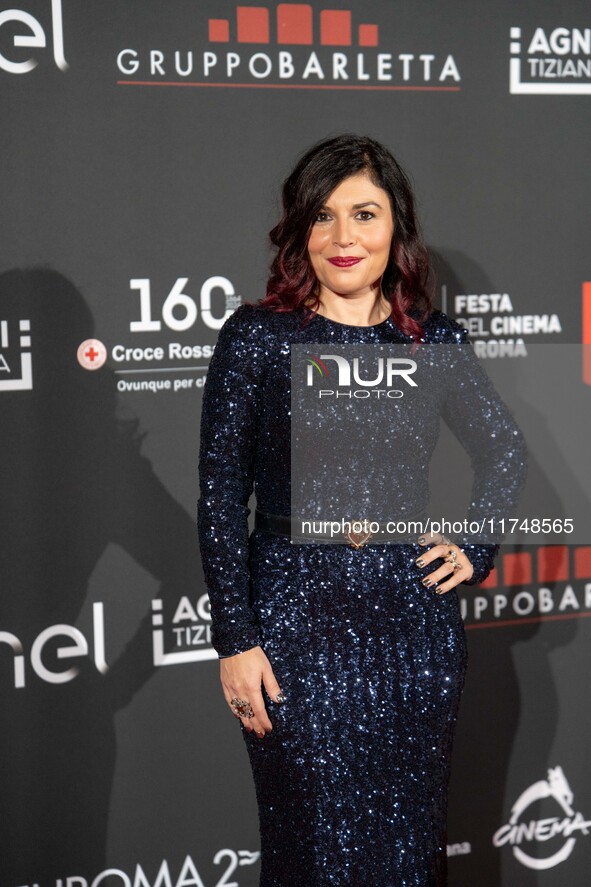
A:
[197,304,527,886]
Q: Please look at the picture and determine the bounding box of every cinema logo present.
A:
[1,597,216,689]
[116,3,461,87]
[0,318,33,391]
[510,26,591,94]
[305,352,417,399]
[494,767,591,870]
[0,0,68,74]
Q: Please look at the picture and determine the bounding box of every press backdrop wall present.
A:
[2,2,591,885]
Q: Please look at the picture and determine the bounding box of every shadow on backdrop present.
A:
[0,268,206,882]
[430,250,578,887]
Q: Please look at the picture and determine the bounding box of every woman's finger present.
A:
[223,681,273,736]
[222,688,251,727]
[244,686,273,736]
[433,553,474,593]
[420,559,457,590]
[262,665,285,705]
[220,646,277,736]
[414,542,449,566]
[414,544,474,594]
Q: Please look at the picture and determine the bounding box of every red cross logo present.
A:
[77,339,107,371]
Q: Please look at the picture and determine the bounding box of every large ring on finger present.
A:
[230,697,255,719]
[446,549,462,572]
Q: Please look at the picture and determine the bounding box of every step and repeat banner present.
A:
[1,1,590,885]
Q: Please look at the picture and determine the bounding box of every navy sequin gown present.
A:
[197,304,527,886]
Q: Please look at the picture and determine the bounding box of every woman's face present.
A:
[307,172,395,303]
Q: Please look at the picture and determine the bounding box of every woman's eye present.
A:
[314,211,375,223]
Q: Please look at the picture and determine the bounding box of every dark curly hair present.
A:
[259,134,433,339]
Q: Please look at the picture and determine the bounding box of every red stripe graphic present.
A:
[277,3,313,44]
[465,611,591,631]
[479,546,591,587]
[117,82,461,92]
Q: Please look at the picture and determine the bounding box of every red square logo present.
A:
[237,7,270,43]
[480,568,498,589]
[277,4,313,45]
[574,546,591,579]
[209,19,229,42]
[359,24,378,47]
[503,552,533,586]
[320,10,351,46]
[537,546,569,583]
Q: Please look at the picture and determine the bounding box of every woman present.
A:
[197,134,527,886]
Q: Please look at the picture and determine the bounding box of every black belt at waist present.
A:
[254,508,425,548]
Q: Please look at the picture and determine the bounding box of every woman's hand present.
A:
[415,535,474,594]
[220,645,284,738]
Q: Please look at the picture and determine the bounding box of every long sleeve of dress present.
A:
[197,305,266,658]
[437,315,528,585]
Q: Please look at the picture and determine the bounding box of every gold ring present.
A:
[446,550,462,572]
[230,697,255,718]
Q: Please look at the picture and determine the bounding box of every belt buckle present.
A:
[344,519,373,549]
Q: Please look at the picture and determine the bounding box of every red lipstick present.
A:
[328,257,363,267]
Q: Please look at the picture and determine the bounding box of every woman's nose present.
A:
[333,217,355,247]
